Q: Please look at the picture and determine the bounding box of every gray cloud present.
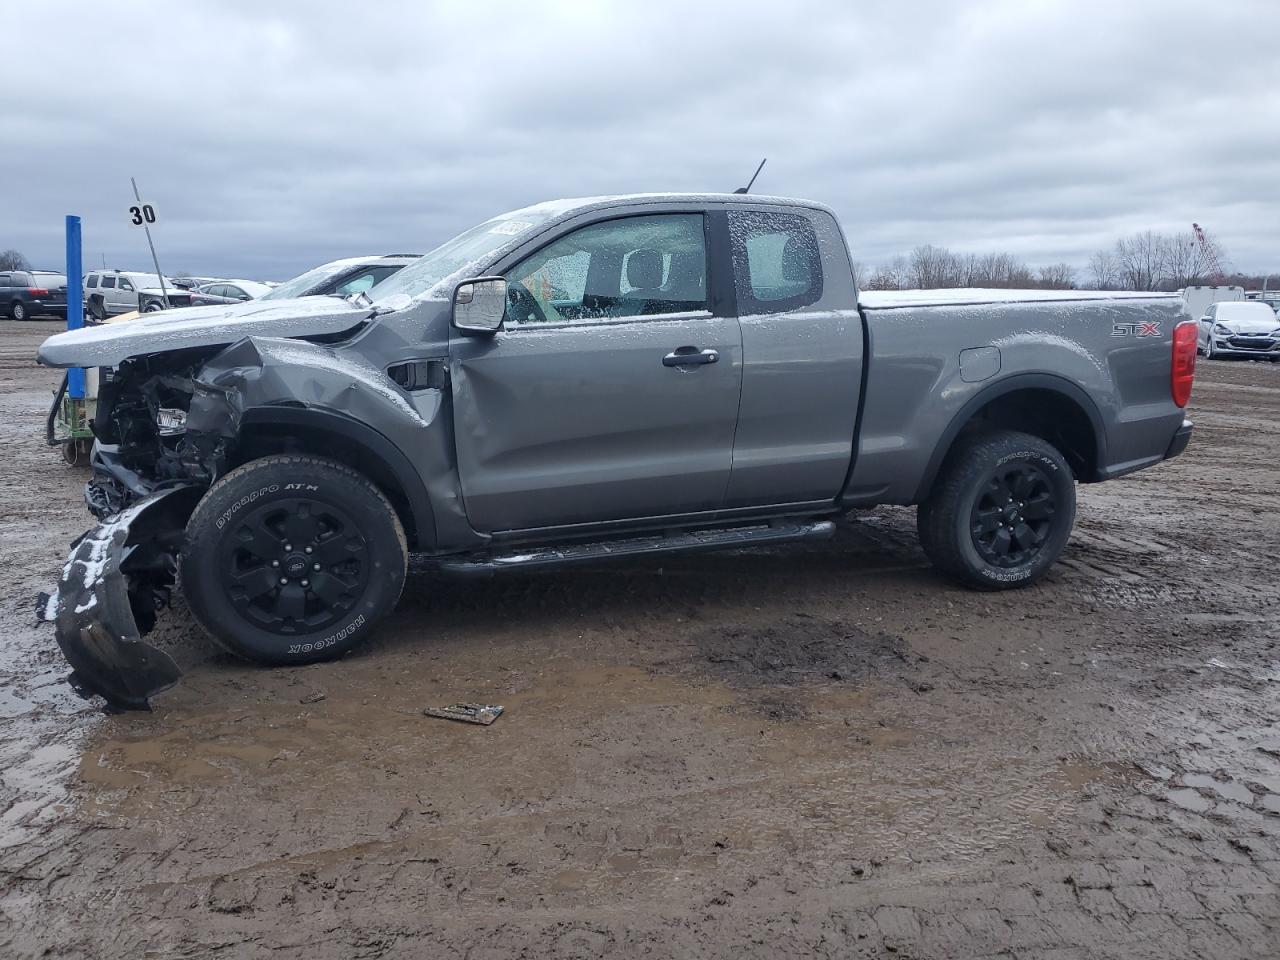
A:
[4,0,1277,281]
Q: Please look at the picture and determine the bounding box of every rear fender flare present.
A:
[914,373,1107,502]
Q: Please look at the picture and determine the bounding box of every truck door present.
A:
[449,211,742,533]
[722,207,864,507]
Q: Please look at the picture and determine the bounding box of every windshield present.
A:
[127,273,165,289]
[371,206,567,311]
[259,260,362,301]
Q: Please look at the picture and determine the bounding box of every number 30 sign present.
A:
[128,203,157,226]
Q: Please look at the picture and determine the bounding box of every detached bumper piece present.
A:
[41,486,199,712]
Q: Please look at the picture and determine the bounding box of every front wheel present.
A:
[179,455,408,665]
[917,430,1076,590]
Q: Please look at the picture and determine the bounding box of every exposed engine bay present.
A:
[85,348,224,518]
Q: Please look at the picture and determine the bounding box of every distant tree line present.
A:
[857,226,1274,292]
[859,247,1077,291]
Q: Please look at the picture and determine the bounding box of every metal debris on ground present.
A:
[423,703,504,725]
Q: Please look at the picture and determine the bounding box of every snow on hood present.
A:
[1210,302,1280,333]
[37,296,368,368]
[859,288,1180,309]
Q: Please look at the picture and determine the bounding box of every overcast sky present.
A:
[3,0,1277,282]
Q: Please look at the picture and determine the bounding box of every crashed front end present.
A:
[43,350,227,710]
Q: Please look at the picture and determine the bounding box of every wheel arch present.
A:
[232,406,436,550]
[914,373,1107,502]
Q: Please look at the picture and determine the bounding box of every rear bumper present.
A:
[1164,419,1193,461]
[27,299,66,315]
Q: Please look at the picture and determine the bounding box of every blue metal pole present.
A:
[65,215,84,399]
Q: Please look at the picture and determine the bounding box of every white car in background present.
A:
[84,270,188,319]
[1197,300,1280,360]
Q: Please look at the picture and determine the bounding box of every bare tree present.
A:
[0,249,30,271]
[1160,228,1230,289]
[865,255,909,291]
[1088,250,1120,289]
[1037,263,1076,290]
[849,260,866,290]
[1113,231,1164,291]
[908,244,961,289]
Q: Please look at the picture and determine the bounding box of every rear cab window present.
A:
[728,210,823,314]
[100,276,116,289]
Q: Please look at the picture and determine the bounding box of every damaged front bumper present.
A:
[40,486,200,711]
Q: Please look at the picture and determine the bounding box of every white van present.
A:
[1181,285,1244,322]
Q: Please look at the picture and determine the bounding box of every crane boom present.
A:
[1191,223,1227,284]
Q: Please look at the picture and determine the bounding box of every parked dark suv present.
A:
[0,270,68,320]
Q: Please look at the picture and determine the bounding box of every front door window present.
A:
[504,214,707,325]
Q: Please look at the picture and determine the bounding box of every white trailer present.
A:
[1181,285,1244,319]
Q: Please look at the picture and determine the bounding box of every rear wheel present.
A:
[180,455,408,665]
[917,430,1075,590]
[89,296,107,321]
[10,301,26,321]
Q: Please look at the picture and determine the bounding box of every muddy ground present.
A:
[0,319,1277,959]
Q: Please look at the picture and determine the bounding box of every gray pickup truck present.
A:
[37,193,1197,710]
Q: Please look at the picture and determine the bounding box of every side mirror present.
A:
[453,277,507,335]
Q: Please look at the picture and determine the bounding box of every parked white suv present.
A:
[84,270,186,320]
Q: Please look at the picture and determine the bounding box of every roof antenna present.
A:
[733,158,767,195]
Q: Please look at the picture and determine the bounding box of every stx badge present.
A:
[1111,321,1162,337]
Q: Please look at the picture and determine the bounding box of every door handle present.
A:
[663,346,719,367]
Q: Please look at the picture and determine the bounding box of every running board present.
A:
[438,519,836,578]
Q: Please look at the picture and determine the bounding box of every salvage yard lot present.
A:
[0,320,1277,958]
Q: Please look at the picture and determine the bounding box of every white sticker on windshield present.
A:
[488,220,532,236]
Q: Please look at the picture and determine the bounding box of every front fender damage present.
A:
[41,486,201,711]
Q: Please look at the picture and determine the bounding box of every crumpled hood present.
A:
[1215,315,1280,335]
[37,297,369,368]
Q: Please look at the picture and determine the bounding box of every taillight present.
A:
[1171,320,1197,407]
[27,287,49,296]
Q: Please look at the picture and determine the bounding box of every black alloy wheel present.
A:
[968,463,1057,568]
[917,429,1076,590]
[220,497,371,635]
[181,455,407,665]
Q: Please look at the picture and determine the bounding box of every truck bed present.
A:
[846,289,1190,505]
